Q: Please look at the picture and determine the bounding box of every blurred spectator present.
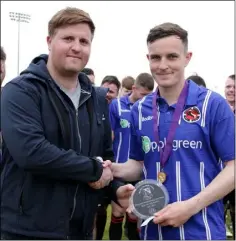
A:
[81,67,95,85]
[1,46,6,86]
[119,76,135,97]
[187,74,206,87]
[101,75,120,103]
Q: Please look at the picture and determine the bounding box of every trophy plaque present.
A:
[130,179,169,220]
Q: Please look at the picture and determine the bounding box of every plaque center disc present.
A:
[130,179,169,220]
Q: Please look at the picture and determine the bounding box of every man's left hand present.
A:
[116,184,135,209]
[153,200,198,227]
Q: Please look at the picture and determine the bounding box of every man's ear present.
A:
[47,36,52,51]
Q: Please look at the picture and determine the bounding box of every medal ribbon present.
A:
[141,82,189,227]
[152,81,189,171]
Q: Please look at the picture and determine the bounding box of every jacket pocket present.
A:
[19,174,71,232]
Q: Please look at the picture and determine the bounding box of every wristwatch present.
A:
[96,156,103,163]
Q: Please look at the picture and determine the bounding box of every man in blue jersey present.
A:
[223,74,235,239]
[225,74,235,113]
[111,22,235,240]
[109,73,154,240]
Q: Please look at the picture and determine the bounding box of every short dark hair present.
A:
[81,68,94,76]
[101,75,121,90]
[228,74,235,80]
[1,46,6,61]
[147,22,188,50]
[121,76,135,90]
[135,73,154,91]
[187,74,206,87]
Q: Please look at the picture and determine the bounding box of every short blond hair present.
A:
[48,7,95,37]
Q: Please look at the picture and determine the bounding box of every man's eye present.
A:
[64,37,73,41]
[168,55,178,59]
[80,39,89,45]
[151,55,160,60]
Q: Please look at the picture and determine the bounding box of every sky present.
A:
[1,1,234,96]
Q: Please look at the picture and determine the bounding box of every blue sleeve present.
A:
[109,99,118,131]
[210,97,235,162]
[129,106,145,161]
[1,82,103,183]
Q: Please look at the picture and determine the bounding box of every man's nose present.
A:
[71,40,82,52]
[158,58,168,70]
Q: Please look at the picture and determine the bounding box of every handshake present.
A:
[88,157,135,212]
[88,159,114,189]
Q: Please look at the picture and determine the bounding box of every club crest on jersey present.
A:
[120,119,130,128]
[183,106,201,123]
[142,136,151,153]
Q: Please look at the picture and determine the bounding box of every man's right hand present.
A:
[89,166,113,189]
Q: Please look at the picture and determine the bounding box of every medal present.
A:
[158,171,167,183]
[152,81,189,183]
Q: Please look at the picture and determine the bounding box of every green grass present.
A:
[226,209,234,240]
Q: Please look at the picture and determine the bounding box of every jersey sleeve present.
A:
[210,97,235,162]
[129,105,145,161]
[109,99,118,131]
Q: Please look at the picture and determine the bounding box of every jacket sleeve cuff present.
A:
[90,157,103,182]
[109,178,125,205]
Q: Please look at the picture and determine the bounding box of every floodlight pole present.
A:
[9,12,31,75]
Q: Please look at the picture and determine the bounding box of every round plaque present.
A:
[129,179,169,220]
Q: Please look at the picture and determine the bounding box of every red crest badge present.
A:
[183,107,201,123]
